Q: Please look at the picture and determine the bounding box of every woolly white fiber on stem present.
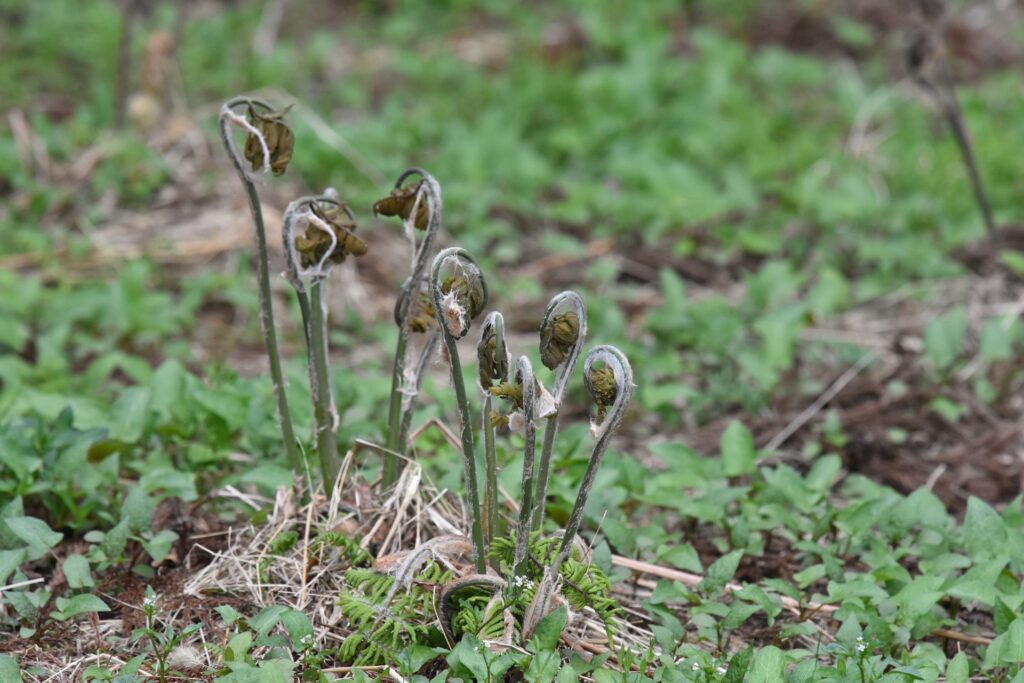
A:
[220,106,270,180]
[291,207,339,281]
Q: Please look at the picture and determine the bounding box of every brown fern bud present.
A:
[540,312,580,370]
[373,181,429,230]
[408,291,436,333]
[294,203,367,268]
[244,104,294,175]
[588,366,617,423]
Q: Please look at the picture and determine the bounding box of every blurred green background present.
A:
[1,0,1023,515]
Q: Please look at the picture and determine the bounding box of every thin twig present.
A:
[763,351,876,452]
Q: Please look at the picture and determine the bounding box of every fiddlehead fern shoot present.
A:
[430,248,488,573]
[218,96,300,470]
[532,291,587,531]
[376,169,443,487]
[477,311,508,546]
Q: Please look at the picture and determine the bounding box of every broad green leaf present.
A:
[280,609,314,650]
[52,593,110,620]
[5,517,62,561]
[721,420,755,477]
[945,651,969,683]
[699,549,744,595]
[924,306,966,369]
[0,549,26,584]
[963,496,1008,560]
[0,654,22,683]
[249,605,289,637]
[659,543,702,573]
[141,530,178,563]
[985,618,1024,667]
[63,554,93,589]
[722,645,753,683]
[748,645,785,682]
[120,486,153,534]
[530,606,568,652]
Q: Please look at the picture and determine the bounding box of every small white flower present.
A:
[716,665,727,675]
[855,636,867,653]
[511,575,534,591]
[691,661,701,672]
[143,595,158,609]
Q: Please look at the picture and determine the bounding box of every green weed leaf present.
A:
[5,516,62,560]
[721,420,755,477]
[52,593,110,620]
[63,553,93,589]
[699,549,744,595]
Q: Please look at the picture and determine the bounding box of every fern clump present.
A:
[487,532,620,636]
[337,560,453,666]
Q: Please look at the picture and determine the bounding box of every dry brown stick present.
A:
[762,351,876,452]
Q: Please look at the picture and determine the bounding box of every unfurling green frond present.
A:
[489,382,523,409]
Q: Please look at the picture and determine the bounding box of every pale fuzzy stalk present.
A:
[383,170,442,487]
[477,311,508,548]
[383,333,410,476]
[443,337,486,574]
[531,291,588,531]
[308,282,340,492]
[396,331,440,453]
[512,357,536,579]
[431,248,488,573]
[218,97,300,471]
[282,195,348,491]
[553,345,633,574]
[530,417,559,532]
[482,393,498,546]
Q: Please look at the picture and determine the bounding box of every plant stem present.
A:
[553,346,633,572]
[396,332,440,454]
[532,291,587,530]
[530,416,559,531]
[382,170,442,487]
[512,357,536,578]
[941,95,997,235]
[383,331,409,482]
[219,98,302,471]
[914,71,997,235]
[308,281,339,493]
[443,335,486,573]
[482,393,497,546]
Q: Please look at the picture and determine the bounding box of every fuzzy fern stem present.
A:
[531,291,587,531]
[553,345,633,572]
[431,248,488,573]
[477,311,508,546]
[382,169,442,487]
[512,356,537,578]
[218,96,301,471]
